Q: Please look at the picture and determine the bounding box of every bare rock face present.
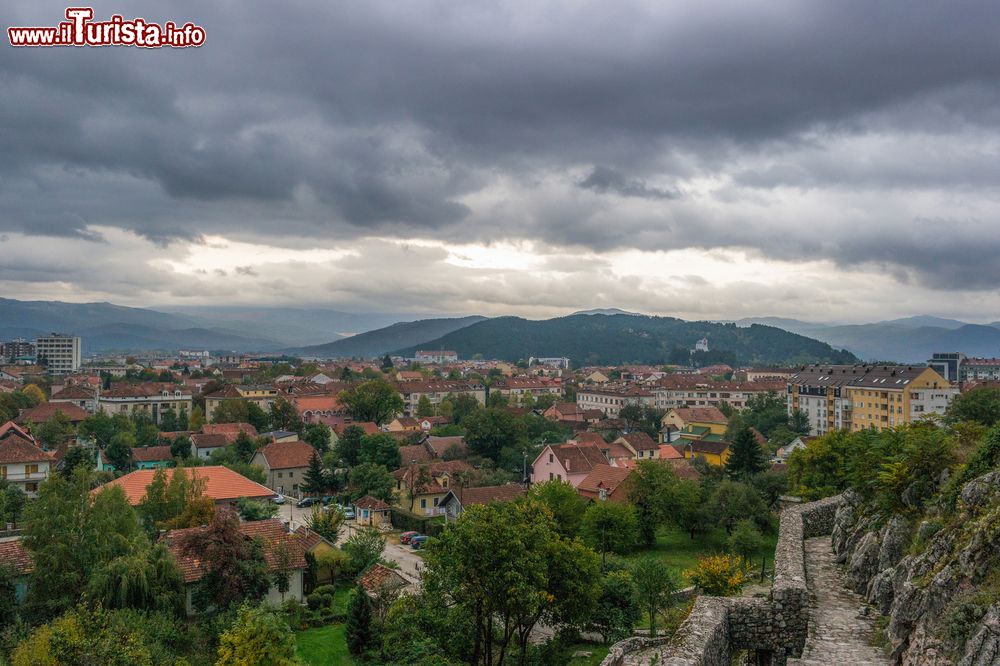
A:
[831,472,1000,665]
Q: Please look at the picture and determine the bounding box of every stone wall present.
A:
[602,494,844,666]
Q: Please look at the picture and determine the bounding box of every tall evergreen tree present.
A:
[725,426,768,480]
[345,584,375,656]
[302,452,326,495]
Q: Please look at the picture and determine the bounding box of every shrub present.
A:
[686,554,746,596]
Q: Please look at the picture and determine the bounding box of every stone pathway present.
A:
[787,537,890,666]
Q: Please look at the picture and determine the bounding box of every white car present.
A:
[271,494,286,505]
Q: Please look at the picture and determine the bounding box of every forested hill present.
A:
[393,313,859,366]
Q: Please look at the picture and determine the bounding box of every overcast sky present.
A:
[3,1,1000,322]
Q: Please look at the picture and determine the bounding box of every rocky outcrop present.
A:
[832,472,1000,665]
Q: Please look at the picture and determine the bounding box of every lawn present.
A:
[296,625,353,666]
[622,525,777,584]
[331,586,351,614]
[565,643,610,665]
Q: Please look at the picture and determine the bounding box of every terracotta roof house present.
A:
[398,444,434,464]
[201,423,258,441]
[666,458,703,481]
[163,518,307,613]
[251,441,317,494]
[424,435,468,459]
[577,464,636,503]
[189,433,230,460]
[0,421,51,497]
[97,444,174,473]
[358,563,411,596]
[99,466,275,506]
[15,402,90,426]
[658,444,684,460]
[0,540,33,601]
[682,439,731,467]
[613,432,661,460]
[354,495,392,527]
[50,384,97,412]
[438,483,527,517]
[530,441,609,487]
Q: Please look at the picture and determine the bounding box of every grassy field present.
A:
[296,625,353,666]
[566,644,611,665]
[621,524,777,584]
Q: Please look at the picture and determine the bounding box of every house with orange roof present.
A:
[49,384,97,412]
[438,483,527,517]
[162,518,307,613]
[661,406,729,442]
[0,421,51,497]
[99,465,275,506]
[610,431,661,461]
[530,440,609,487]
[251,440,317,495]
[15,401,90,427]
[577,464,636,503]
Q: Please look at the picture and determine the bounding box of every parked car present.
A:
[321,496,335,505]
[297,497,320,508]
[343,508,356,520]
[271,494,286,505]
[410,535,429,549]
[399,531,419,544]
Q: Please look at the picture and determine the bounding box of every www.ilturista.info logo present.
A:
[8,7,205,48]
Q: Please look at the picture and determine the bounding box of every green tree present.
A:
[631,556,680,636]
[233,431,259,463]
[169,435,192,460]
[235,497,279,521]
[945,387,1000,427]
[78,411,116,447]
[188,405,206,431]
[463,407,527,461]
[60,446,94,478]
[302,423,332,453]
[416,395,435,418]
[217,602,298,666]
[336,425,366,467]
[711,480,772,535]
[158,408,178,433]
[302,452,327,494]
[686,554,746,596]
[338,379,405,425]
[86,541,185,614]
[348,463,394,501]
[307,506,345,543]
[580,501,638,558]
[105,431,136,472]
[359,433,402,470]
[527,480,589,538]
[268,398,303,434]
[11,605,154,666]
[0,481,27,526]
[178,509,270,612]
[0,563,18,627]
[343,526,387,574]
[35,412,74,450]
[631,460,677,547]
[345,584,376,656]
[451,393,481,424]
[590,570,640,643]
[728,519,764,564]
[24,472,144,620]
[725,426,768,480]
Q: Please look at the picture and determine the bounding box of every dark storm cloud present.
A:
[3,0,1000,293]
[579,166,678,200]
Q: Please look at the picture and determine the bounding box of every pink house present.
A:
[530,441,609,487]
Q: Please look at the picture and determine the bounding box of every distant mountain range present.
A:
[392,314,859,367]
[284,316,488,358]
[730,316,1000,362]
[0,298,419,353]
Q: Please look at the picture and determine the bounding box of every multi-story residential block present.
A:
[927,352,964,383]
[414,350,459,363]
[847,366,957,431]
[489,377,563,400]
[396,380,485,416]
[651,377,786,412]
[97,382,193,425]
[35,333,81,374]
[787,364,957,435]
[528,357,571,369]
[960,358,1000,383]
[0,339,35,363]
[49,384,98,412]
[203,384,281,419]
[576,385,656,418]
[786,366,866,436]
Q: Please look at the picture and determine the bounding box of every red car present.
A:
[399,531,419,545]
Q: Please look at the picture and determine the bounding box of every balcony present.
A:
[2,471,49,482]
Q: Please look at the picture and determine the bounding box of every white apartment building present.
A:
[576,386,656,418]
[35,334,81,374]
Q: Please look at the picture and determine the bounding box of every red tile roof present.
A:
[455,483,526,506]
[131,445,174,463]
[658,444,684,460]
[354,495,391,511]
[256,441,316,470]
[577,464,634,496]
[620,431,658,451]
[201,423,258,439]
[0,540,33,575]
[668,407,729,425]
[549,441,609,474]
[398,444,434,464]
[15,402,90,424]
[100,466,274,505]
[164,518,306,583]
[358,563,409,595]
[425,436,467,457]
[190,433,229,449]
[0,433,50,464]
[51,385,96,400]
